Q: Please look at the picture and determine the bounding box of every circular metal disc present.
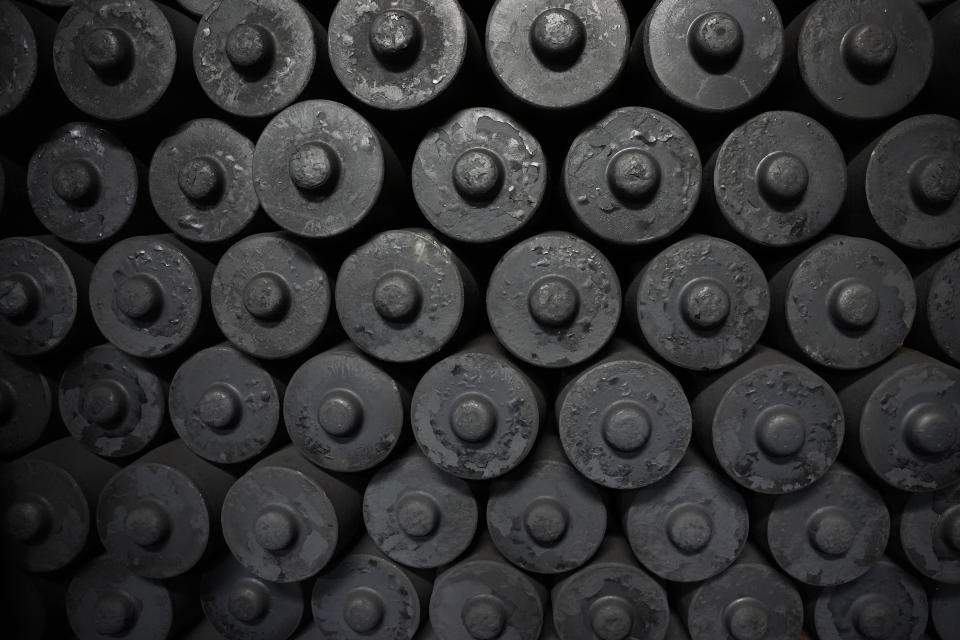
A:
[813,560,928,640]
[60,344,166,459]
[633,235,769,371]
[643,0,783,112]
[799,0,932,120]
[201,554,304,640]
[865,115,960,249]
[552,563,669,640]
[328,0,468,111]
[488,459,606,574]
[194,0,319,118]
[686,561,802,640]
[431,559,544,640]
[558,357,691,490]
[29,123,138,245]
[765,466,890,586]
[785,236,915,370]
[413,108,547,243]
[487,0,628,109]
[363,454,478,569]
[0,237,78,356]
[412,351,540,480]
[0,2,38,117]
[711,362,843,493]
[211,233,330,360]
[221,465,340,583]
[53,0,177,121]
[97,462,211,579]
[858,360,960,491]
[170,344,280,464]
[252,100,387,239]
[714,111,845,247]
[624,464,748,582]
[90,236,204,359]
[932,584,960,640]
[285,349,404,472]
[0,458,89,572]
[312,553,422,639]
[150,119,258,244]
[564,107,701,245]
[900,484,960,583]
[927,248,960,364]
[336,229,470,363]
[487,232,621,368]
[67,555,175,640]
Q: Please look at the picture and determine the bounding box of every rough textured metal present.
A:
[28,122,139,245]
[913,247,960,365]
[756,463,889,586]
[0,350,53,458]
[769,235,916,370]
[811,558,928,640]
[194,0,326,118]
[328,0,471,111]
[97,440,235,579]
[211,233,330,360]
[0,236,84,356]
[60,344,167,459]
[711,111,845,247]
[311,537,432,640]
[413,107,547,243]
[53,0,181,121]
[66,555,187,640]
[689,346,844,494]
[1,438,118,573]
[221,446,361,583]
[564,107,701,246]
[149,119,258,244]
[637,0,783,113]
[623,451,749,583]
[853,115,960,250]
[90,235,211,359]
[411,340,543,480]
[899,483,960,583]
[336,229,477,363]
[556,340,692,490]
[253,100,398,239]
[285,344,405,472]
[931,583,960,640]
[551,536,669,640]
[170,344,281,465]
[0,2,38,118]
[794,0,933,120]
[430,538,546,640]
[487,436,606,575]
[834,349,960,492]
[363,447,478,569]
[626,234,769,371]
[487,0,628,110]
[487,232,621,368]
[677,545,803,640]
[201,554,304,640]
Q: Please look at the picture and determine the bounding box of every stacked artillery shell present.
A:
[3,0,960,639]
